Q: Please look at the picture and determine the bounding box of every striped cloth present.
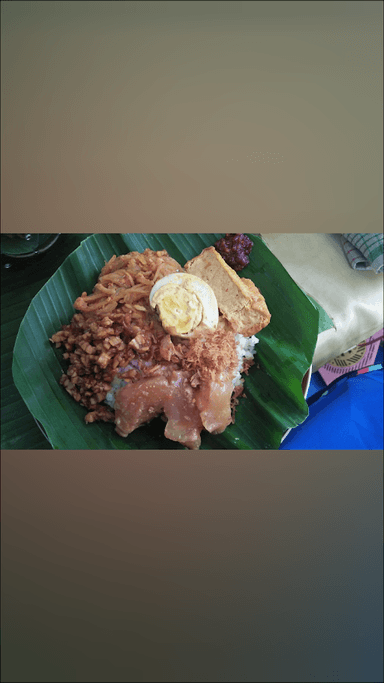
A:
[341,233,383,274]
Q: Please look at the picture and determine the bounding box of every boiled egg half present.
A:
[149,272,219,337]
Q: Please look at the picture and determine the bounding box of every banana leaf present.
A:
[12,234,319,449]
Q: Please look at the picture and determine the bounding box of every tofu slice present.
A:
[184,247,271,336]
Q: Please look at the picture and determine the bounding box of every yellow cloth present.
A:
[261,234,384,371]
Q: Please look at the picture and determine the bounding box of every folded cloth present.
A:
[341,233,383,274]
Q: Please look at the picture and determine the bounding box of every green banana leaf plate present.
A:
[12,233,319,450]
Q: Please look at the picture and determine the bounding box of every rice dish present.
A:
[105,334,259,410]
[50,246,270,449]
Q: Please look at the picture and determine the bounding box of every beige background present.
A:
[1,0,382,233]
[2,450,383,682]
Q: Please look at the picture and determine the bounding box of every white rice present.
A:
[105,334,259,410]
[105,376,128,409]
[233,334,259,387]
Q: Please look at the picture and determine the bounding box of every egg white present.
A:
[149,272,219,335]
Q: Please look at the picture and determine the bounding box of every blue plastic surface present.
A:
[280,346,383,450]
